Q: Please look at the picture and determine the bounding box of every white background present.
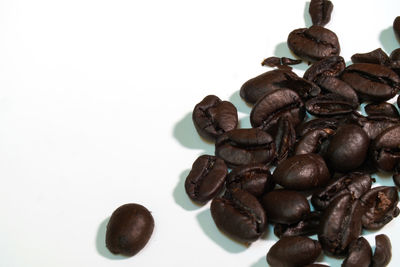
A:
[0,0,399,266]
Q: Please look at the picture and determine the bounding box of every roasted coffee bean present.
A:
[192,95,238,141]
[274,211,321,238]
[240,69,298,104]
[106,203,154,257]
[370,125,400,172]
[318,193,363,256]
[351,48,390,65]
[294,128,334,156]
[262,57,302,68]
[287,26,340,62]
[360,186,399,230]
[342,237,372,267]
[306,93,356,117]
[184,155,228,204]
[296,117,342,138]
[304,56,345,82]
[390,48,400,76]
[365,102,400,118]
[372,234,392,267]
[273,153,330,190]
[226,164,274,197]
[315,76,359,107]
[309,0,333,26]
[325,124,369,172]
[276,75,321,100]
[250,89,305,134]
[267,236,322,267]
[311,172,372,211]
[210,188,266,244]
[341,63,400,102]
[215,128,275,168]
[348,112,400,140]
[261,189,310,224]
[274,117,296,163]
[394,16,400,40]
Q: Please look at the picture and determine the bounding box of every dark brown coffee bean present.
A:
[370,125,400,172]
[394,16,400,40]
[311,172,372,211]
[372,234,392,267]
[304,56,345,82]
[342,237,372,267]
[273,153,330,190]
[287,26,340,62]
[276,75,321,100]
[341,63,400,102]
[294,127,334,156]
[305,93,356,117]
[348,112,400,140]
[365,102,400,118]
[261,57,302,69]
[106,203,154,257]
[296,117,342,138]
[390,48,400,76]
[250,89,305,134]
[226,164,274,197]
[274,117,296,163]
[261,189,310,224]
[267,236,322,267]
[192,95,238,141]
[325,124,369,172]
[184,155,228,204]
[315,76,359,107]
[210,188,266,244]
[360,186,399,230]
[351,48,390,65]
[318,193,363,256]
[215,128,275,168]
[309,0,333,26]
[274,211,321,238]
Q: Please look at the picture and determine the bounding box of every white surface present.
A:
[0,0,399,266]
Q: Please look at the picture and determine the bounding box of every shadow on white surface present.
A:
[173,169,202,211]
[95,217,129,260]
[303,1,312,28]
[229,90,252,115]
[250,256,267,267]
[196,209,247,253]
[380,26,398,55]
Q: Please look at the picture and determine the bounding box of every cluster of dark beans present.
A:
[185,0,400,266]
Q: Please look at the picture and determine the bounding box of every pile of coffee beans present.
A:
[185,0,400,266]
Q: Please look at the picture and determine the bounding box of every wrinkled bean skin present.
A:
[210,188,266,244]
[267,236,322,267]
[226,164,274,198]
[215,128,275,168]
[274,117,296,163]
[325,124,369,172]
[274,211,321,238]
[360,186,399,230]
[309,0,333,26]
[294,128,334,156]
[315,76,359,107]
[372,234,392,267]
[311,172,372,211]
[261,189,310,224]
[370,125,400,172]
[304,56,345,82]
[394,16,400,41]
[106,204,154,257]
[365,102,400,118]
[306,93,356,117]
[318,194,363,256]
[351,48,390,65]
[287,26,340,62]
[192,95,238,141]
[348,112,400,140]
[273,153,330,190]
[342,237,372,267]
[185,155,228,204]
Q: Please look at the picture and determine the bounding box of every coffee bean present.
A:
[315,76,359,106]
[304,56,345,82]
[192,95,238,141]
[267,236,322,267]
[372,234,392,267]
[106,203,154,257]
[296,117,342,138]
[184,155,228,204]
[287,26,340,62]
[351,48,390,65]
[360,186,399,230]
[348,112,400,140]
[365,102,400,118]
[309,0,333,27]
[261,189,310,224]
[294,127,334,156]
[210,188,266,244]
[274,211,321,238]
[276,75,321,100]
[370,125,400,172]
[274,117,296,163]
[394,16,400,40]
[390,48,400,76]
[305,93,356,117]
[342,237,372,267]
[261,57,302,69]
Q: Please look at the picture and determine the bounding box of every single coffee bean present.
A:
[360,186,399,230]
[267,236,322,267]
[215,128,275,168]
[342,237,372,267]
[192,95,238,141]
[262,57,302,69]
[311,172,372,211]
[296,117,342,138]
[394,16,400,40]
[294,127,334,156]
[325,124,369,172]
[309,0,333,26]
[315,76,359,107]
[365,102,400,118]
[184,155,228,204]
[250,89,305,134]
[273,153,330,190]
[341,63,400,102]
[106,203,154,257]
[305,93,356,117]
[274,117,296,163]
[348,112,400,140]
[287,26,340,62]
[372,234,392,267]
[370,125,400,172]
[210,188,266,244]
[390,48,400,76]
[274,211,321,238]
[261,189,310,224]
[304,56,345,82]
[226,163,274,197]
[351,48,390,65]
[318,193,363,256]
